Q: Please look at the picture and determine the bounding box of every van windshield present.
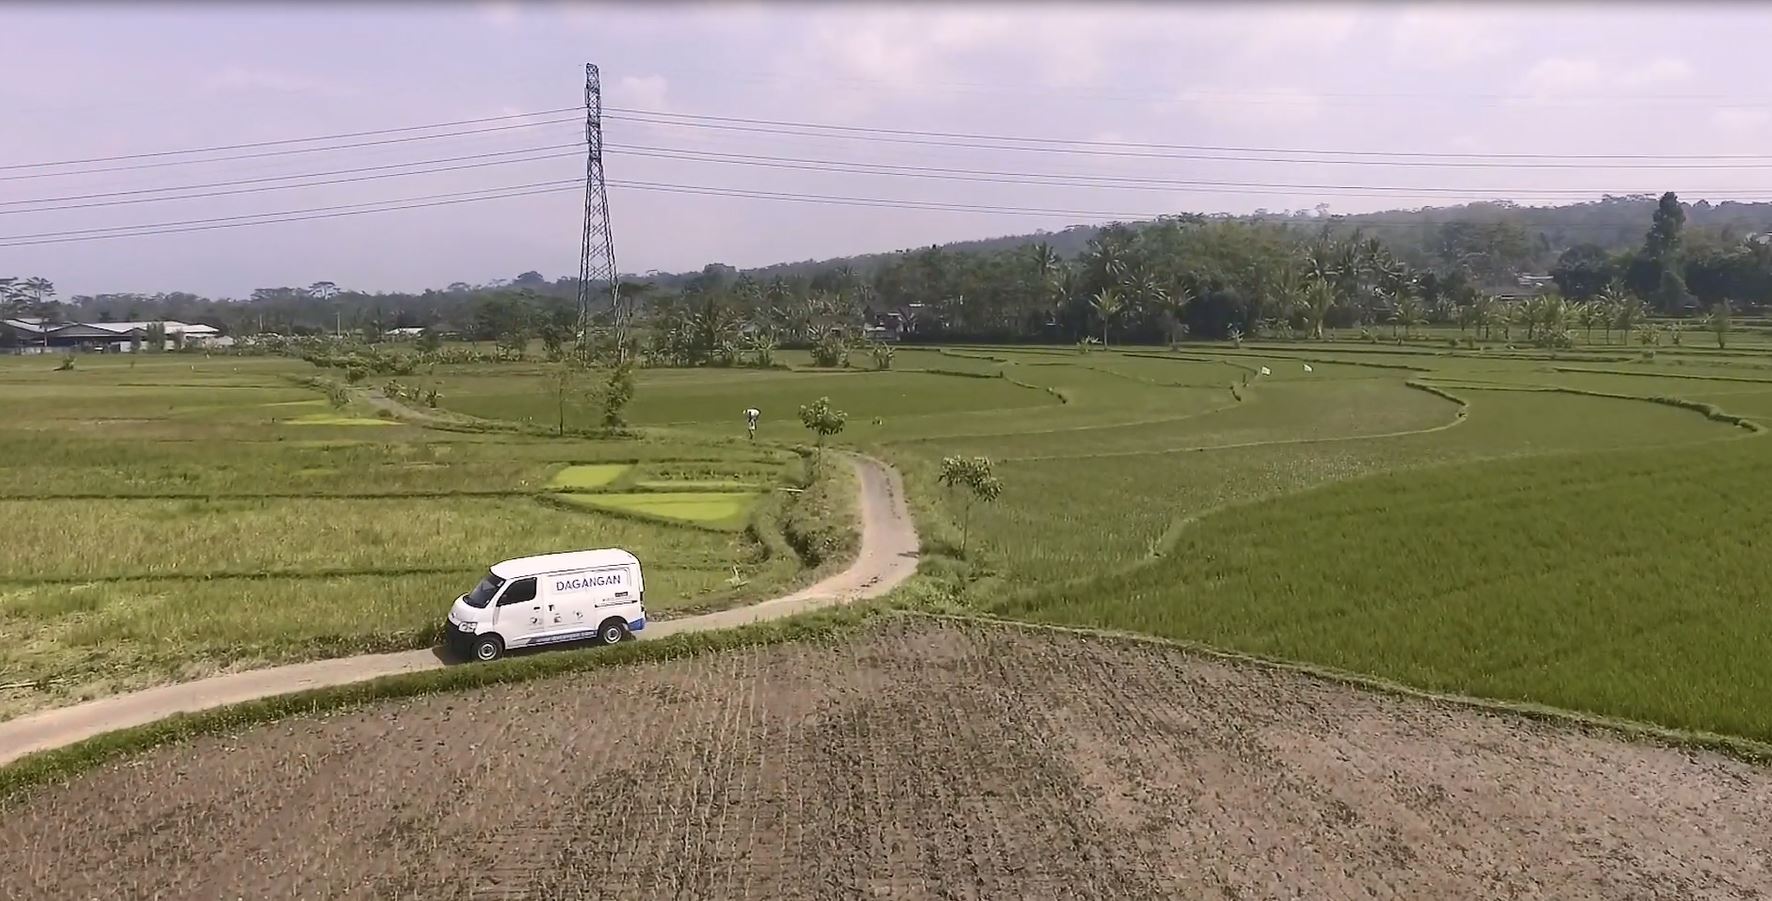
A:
[462,573,504,609]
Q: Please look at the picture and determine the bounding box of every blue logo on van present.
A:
[556,573,623,592]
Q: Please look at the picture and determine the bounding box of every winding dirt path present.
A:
[0,454,918,768]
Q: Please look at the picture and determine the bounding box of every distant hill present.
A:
[637,196,1772,285]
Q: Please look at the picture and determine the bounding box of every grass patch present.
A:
[283,414,397,427]
[551,490,761,531]
[781,452,860,568]
[1001,436,1772,743]
[546,463,631,490]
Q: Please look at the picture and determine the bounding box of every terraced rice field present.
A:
[0,355,833,717]
[4,620,1767,899]
[437,341,1772,744]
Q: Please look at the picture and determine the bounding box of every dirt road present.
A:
[0,454,918,768]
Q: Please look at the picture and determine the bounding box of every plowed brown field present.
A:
[4,619,1770,899]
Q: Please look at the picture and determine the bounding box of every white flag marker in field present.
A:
[1260,366,1272,376]
[1303,363,1314,373]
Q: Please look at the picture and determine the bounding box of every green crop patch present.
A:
[546,463,631,490]
[1002,437,1772,742]
[283,414,397,427]
[552,490,761,530]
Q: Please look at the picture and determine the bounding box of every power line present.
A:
[0,106,581,170]
[606,107,1772,162]
[11,174,1752,250]
[641,65,1772,110]
[13,135,1768,221]
[0,179,1166,248]
[606,143,1772,200]
[0,180,583,246]
[0,146,582,215]
[0,117,581,183]
[606,110,1772,170]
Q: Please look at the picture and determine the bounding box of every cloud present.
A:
[1388,9,1513,69]
[611,75,669,112]
[1712,108,1770,131]
[1624,57,1693,88]
[201,66,353,98]
[1177,84,1323,128]
[1195,5,1361,56]
[477,2,520,28]
[1519,55,1693,97]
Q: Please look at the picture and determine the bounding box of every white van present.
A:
[445,548,646,662]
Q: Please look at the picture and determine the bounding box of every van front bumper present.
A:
[443,619,478,650]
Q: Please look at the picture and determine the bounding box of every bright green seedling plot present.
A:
[546,463,631,490]
[284,414,398,427]
[552,491,761,531]
[0,355,833,717]
[633,479,760,491]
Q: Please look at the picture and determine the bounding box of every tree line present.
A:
[7,192,1767,352]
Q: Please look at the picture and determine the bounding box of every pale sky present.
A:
[4,2,1771,298]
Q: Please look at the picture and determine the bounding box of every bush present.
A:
[781,452,858,567]
[871,342,895,370]
[811,333,850,368]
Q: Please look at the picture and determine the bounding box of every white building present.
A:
[0,319,225,353]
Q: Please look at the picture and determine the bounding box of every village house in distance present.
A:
[0,317,228,354]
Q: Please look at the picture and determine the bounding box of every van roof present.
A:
[491,548,639,579]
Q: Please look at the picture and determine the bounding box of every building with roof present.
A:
[0,318,225,354]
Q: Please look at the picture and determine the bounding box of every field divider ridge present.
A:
[0,453,919,781]
[916,612,1772,768]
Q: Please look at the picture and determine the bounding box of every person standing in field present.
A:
[744,407,760,440]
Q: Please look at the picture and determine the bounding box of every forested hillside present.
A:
[6,194,1770,348]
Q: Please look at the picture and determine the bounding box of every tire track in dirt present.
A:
[0,453,918,768]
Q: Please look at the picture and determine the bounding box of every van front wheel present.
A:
[471,635,504,662]
[598,619,630,646]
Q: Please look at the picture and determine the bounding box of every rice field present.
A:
[8,336,1772,745]
[0,354,836,717]
[876,343,1771,742]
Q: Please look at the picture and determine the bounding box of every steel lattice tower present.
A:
[576,63,621,353]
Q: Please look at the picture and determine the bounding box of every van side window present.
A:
[497,578,537,606]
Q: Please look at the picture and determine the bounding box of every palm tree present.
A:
[1152,282,1194,349]
[1268,264,1305,333]
[1597,283,1628,345]
[1575,300,1601,344]
[1394,293,1427,340]
[1538,295,1571,345]
[1090,286,1125,348]
[1124,270,1168,342]
[1614,292,1646,347]
[1302,276,1336,340]
[1029,242,1062,289]
[1706,299,1732,350]
[0,278,22,318]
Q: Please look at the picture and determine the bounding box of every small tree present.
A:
[798,396,847,448]
[415,329,443,353]
[538,322,569,361]
[551,362,580,435]
[744,331,777,368]
[1089,287,1123,348]
[1708,300,1732,350]
[938,455,1002,557]
[811,332,849,367]
[598,360,636,428]
[871,342,894,370]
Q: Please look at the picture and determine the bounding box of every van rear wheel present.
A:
[471,635,504,662]
[598,619,629,646]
